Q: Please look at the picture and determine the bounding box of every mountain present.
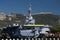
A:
[33,14,59,26]
[16,13,60,26]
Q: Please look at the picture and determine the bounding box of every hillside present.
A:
[33,14,59,26]
[16,14,60,26]
[0,13,60,32]
[0,13,60,27]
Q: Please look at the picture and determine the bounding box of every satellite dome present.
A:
[29,16,33,20]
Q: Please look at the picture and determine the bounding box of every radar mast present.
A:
[25,4,35,24]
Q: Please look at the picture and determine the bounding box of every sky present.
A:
[0,0,60,15]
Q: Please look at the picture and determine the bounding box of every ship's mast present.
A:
[28,4,32,17]
[25,4,35,24]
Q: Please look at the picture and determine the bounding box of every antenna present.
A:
[28,3,32,17]
[25,0,35,24]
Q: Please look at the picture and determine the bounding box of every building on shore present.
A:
[0,12,6,20]
[7,13,16,21]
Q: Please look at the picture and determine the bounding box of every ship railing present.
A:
[1,37,60,40]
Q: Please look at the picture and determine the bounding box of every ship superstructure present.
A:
[19,4,50,38]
